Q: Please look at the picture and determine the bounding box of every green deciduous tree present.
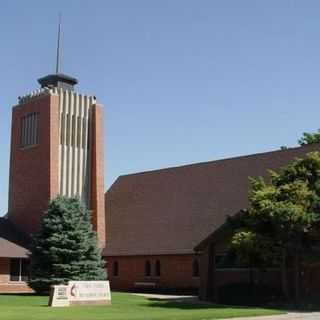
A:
[28,196,106,293]
[231,152,320,304]
[298,129,320,145]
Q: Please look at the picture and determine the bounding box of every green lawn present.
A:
[0,292,285,320]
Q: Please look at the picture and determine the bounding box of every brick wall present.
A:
[8,94,60,235]
[91,104,106,247]
[106,254,200,292]
[0,258,10,283]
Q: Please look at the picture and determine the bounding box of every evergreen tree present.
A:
[29,196,106,293]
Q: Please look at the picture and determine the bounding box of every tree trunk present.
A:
[281,247,290,301]
[249,265,254,298]
[249,264,253,284]
[294,250,301,307]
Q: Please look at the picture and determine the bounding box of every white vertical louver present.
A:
[52,88,95,208]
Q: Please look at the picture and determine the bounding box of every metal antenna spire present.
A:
[38,13,78,90]
[55,14,62,74]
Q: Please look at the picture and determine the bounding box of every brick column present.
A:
[90,104,106,248]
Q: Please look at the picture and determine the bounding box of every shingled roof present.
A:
[104,144,320,257]
[0,218,30,258]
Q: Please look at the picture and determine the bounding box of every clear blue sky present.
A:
[1,0,320,215]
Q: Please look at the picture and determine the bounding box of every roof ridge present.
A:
[117,144,320,179]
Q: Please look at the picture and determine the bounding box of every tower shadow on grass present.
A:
[146,296,320,313]
[145,298,252,310]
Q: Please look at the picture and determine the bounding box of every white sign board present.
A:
[68,281,111,305]
[49,285,70,307]
[49,281,111,307]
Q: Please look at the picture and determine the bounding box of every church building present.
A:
[0,39,318,294]
[104,143,319,293]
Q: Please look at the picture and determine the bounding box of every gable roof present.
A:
[0,218,30,258]
[104,144,320,257]
[194,210,246,252]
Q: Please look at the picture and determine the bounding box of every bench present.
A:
[134,282,157,289]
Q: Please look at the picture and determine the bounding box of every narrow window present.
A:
[10,259,20,281]
[10,258,30,282]
[155,260,161,277]
[113,261,119,277]
[21,259,30,282]
[34,113,39,144]
[145,260,151,277]
[20,112,39,148]
[20,116,25,146]
[192,259,199,277]
[215,254,227,268]
[215,252,249,269]
[25,114,30,145]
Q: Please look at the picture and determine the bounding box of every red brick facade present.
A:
[0,258,32,293]
[0,258,10,283]
[106,254,200,292]
[8,94,60,235]
[91,104,106,247]
[7,94,105,243]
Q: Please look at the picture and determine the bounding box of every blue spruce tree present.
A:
[29,196,106,293]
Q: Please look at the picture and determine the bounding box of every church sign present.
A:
[49,281,111,307]
[68,281,111,305]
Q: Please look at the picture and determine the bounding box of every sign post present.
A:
[48,285,70,307]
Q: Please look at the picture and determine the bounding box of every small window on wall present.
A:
[10,258,30,282]
[155,260,161,277]
[145,260,151,277]
[192,259,199,278]
[20,112,39,148]
[113,261,119,277]
[215,251,249,269]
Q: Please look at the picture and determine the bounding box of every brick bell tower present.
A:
[7,22,106,247]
